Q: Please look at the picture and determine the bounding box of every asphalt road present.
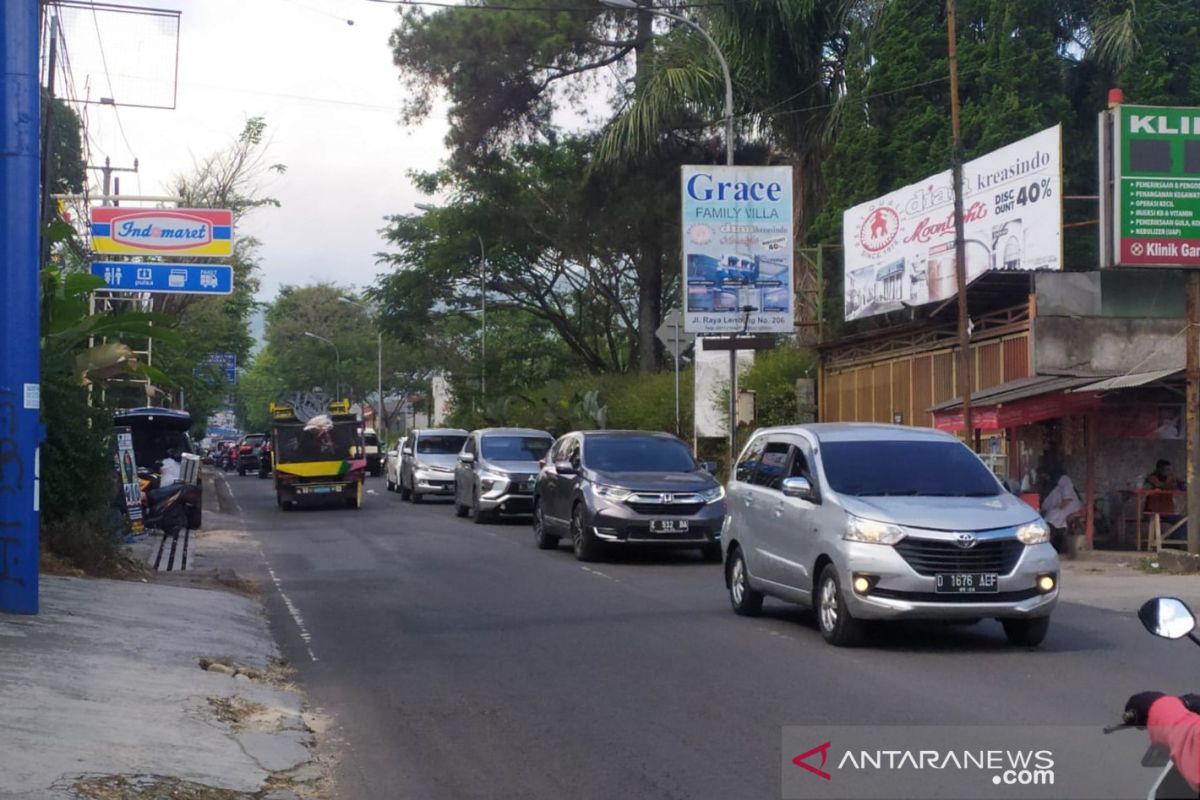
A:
[219,473,1200,800]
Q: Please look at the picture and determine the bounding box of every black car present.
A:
[235,433,267,475]
[532,430,726,562]
[112,407,203,530]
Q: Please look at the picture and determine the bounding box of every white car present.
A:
[385,442,406,492]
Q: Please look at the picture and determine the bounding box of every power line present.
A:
[88,2,139,167]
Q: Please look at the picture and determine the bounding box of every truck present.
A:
[269,399,367,510]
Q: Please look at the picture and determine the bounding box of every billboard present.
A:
[842,125,1062,322]
[1110,105,1200,267]
[90,208,234,257]
[681,165,794,333]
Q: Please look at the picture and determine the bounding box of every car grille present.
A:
[628,501,704,515]
[894,537,1025,576]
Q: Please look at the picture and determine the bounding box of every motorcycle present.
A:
[137,467,188,538]
[1106,596,1200,800]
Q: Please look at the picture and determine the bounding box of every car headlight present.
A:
[478,470,508,493]
[699,485,725,504]
[1016,520,1050,545]
[593,484,633,502]
[844,515,906,545]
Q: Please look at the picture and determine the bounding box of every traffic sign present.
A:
[91,261,234,295]
[193,353,237,383]
[656,308,695,357]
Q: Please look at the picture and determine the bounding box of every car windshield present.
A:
[583,435,696,473]
[481,436,552,461]
[820,440,1001,497]
[418,435,466,454]
[243,435,265,446]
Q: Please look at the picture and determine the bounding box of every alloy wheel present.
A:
[731,557,746,606]
[820,576,839,633]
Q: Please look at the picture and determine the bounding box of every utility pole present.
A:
[946,0,974,447]
[1,1,42,614]
[1187,276,1200,554]
[38,11,58,259]
[86,156,138,207]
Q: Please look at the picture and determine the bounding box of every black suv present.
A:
[112,407,203,530]
[235,433,267,475]
[532,431,726,562]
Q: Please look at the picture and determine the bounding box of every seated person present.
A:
[1145,459,1186,540]
[160,448,182,485]
[1041,473,1082,552]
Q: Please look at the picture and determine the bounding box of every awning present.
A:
[931,375,1100,432]
[1069,369,1181,393]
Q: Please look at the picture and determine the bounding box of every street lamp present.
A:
[303,331,341,401]
[599,0,734,167]
[414,202,488,404]
[340,297,384,432]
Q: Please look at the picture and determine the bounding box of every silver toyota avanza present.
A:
[722,424,1059,647]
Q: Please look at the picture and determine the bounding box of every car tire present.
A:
[727,548,763,616]
[570,503,601,562]
[237,467,245,476]
[386,476,395,492]
[816,564,864,647]
[1001,616,1050,647]
[471,489,492,524]
[700,543,722,563]
[399,479,411,501]
[454,485,469,517]
[533,502,559,550]
[411,488,422,504]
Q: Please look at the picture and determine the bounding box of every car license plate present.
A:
[935,573,998,594]
[650,519,689,534]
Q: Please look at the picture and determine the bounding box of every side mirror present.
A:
[781,476,818,502]
[402,447,413,456]
[460,452,476,464]
[1138,597,1197,640]
[699,461,719,474]
[554,460,577,476]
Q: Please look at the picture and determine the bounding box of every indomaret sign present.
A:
[1106,104,1200,267]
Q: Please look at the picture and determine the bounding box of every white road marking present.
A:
[266,563,319,662]
[580,565,618,583]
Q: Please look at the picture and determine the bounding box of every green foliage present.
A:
[737,344,815,428]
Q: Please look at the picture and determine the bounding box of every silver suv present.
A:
[454,428,554,523]
[398,428,469,503]
[722,424,1059,647]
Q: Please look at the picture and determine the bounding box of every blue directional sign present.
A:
[193,352,237,383]
[90,261,234,295]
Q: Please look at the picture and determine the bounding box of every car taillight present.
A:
[240,445,251,452]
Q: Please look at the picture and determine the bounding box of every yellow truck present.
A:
[269,400,367,510]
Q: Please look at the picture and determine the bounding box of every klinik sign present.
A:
[843,126,1063,322]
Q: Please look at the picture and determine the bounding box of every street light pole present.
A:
[600,0,738,465]
[479,235,487,404]
[340,297,384,432]
[304,332,341,402]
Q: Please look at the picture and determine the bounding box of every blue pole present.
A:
[0,1,42,614]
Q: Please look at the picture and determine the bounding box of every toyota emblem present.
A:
[955,533,978,549]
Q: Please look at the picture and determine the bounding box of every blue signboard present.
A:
[90,261,234,295]
[193,352,237,383]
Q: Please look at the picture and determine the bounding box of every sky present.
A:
[54,0,451,301]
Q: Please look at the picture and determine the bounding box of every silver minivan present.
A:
[722,424,1059,647]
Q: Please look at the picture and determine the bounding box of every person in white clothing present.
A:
[159,448,182,486]
[1041,473,1081,552]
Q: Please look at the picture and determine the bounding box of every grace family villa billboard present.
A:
[681,165,794,334]
[842,125,1063,322]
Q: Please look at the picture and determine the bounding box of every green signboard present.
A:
[1115,104,1200,267]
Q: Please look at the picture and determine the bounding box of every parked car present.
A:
[385,440,404,493]
[722,423,1060,647]
[398,428,469,503]
[532,430,726,562]
[111,407,203,530]
[362,428,383,477]
[235,433,267,476]
[453,428,554,523]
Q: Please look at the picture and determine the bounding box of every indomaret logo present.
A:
[111,212,214,251]
[858,206,899,253]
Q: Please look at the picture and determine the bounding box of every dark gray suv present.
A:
[532,431,726,562]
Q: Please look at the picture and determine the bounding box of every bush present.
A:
[737,344,816,429]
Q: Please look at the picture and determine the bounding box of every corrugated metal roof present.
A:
[1069,369,1181,393]
[930,375,1097,413]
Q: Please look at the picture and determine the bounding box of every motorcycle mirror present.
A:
[1138,597,1197,640]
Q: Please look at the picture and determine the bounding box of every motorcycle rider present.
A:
[1125,691,1200,792]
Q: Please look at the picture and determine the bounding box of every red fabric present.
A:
[1145,473,1184,515]
[1148,696,1200,792]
